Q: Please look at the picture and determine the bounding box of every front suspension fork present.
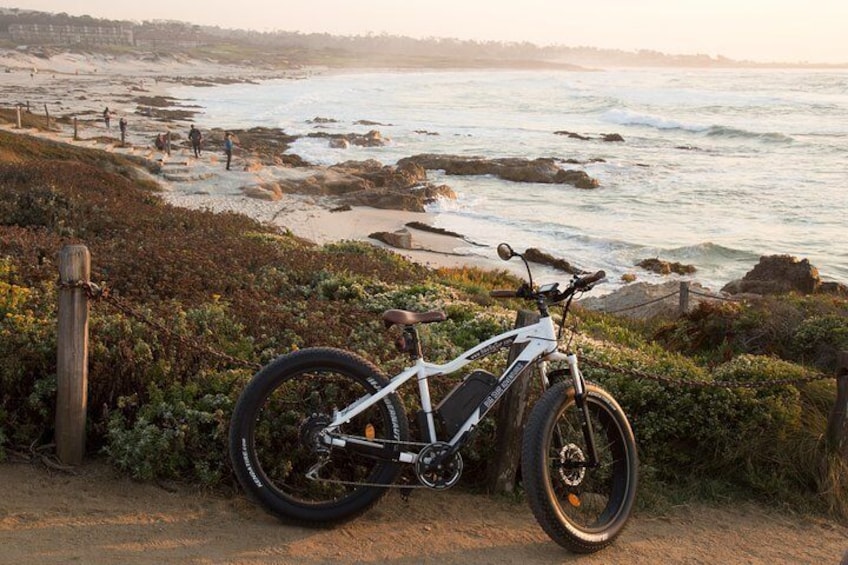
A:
[566,353,600,467]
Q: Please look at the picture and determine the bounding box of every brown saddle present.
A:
[382,309,447,328]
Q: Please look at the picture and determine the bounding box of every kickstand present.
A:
[400,486,413,503]
[398,476,414,503]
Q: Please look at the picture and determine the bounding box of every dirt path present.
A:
[0,461,845,565]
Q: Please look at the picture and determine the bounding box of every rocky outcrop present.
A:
[637,258,697,275]
[369,229,413,249]
[208,127,300,166]
[341,184,455,212]
[721,255,831,295]
[308,130,389,147]
[554,131,625,143]
[329,138,350,149]
[396,154,599,189]
[523,248,584,275]
[579,281,717,320]
[241,182,283,201]
[248,159,454,212]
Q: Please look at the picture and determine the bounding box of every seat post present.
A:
[403,326,423,360]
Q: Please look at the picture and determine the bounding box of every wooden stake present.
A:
[827,351,848,457]
[487,309,539,493]
[55,245,91,465]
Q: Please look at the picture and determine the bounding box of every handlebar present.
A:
[490,270,606,303]
[574,270,606,290]
[489,290,518,298]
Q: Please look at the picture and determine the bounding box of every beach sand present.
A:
[0,50,739,315]
[0,50,521,275]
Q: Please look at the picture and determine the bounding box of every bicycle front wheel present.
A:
[522,382,638,553]
[229,347,408,526]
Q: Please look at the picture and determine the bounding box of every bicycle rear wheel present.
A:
[522,382,638,553]
[229,347,408,525]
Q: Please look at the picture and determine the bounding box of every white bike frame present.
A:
[323,313,583,464]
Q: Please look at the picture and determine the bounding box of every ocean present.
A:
[170,68,848,291]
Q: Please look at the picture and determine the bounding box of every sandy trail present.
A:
[0,461,846,565]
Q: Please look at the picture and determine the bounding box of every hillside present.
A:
[2,7,845,70]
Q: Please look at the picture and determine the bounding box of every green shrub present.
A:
[0,262,57,449]
[792,315,848,369]
[105,375,241,484]
[1,132,845,515]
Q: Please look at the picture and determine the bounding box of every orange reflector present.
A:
[567,493,581,508]
[365,423,375,440]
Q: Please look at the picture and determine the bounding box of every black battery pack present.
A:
[435,370,498,437]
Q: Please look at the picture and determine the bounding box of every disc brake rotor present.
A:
[558,443,586,486]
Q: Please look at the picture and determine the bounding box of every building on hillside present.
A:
[133,28,205,50]
[9,24,133,46]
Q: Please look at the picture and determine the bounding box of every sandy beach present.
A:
[0,49,531,278]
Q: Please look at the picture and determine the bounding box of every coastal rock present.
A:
[276,170,370,196]
[397,154,599,189]
[242,182,283,201]
[329,138,350,149]
[307,116,338,124]
[637,258,697,275]
[369,229,413,249]
[259,159,454,212]
[523,248,584,275]
[340,184,456,212]
[553,131,625,143]
[579,281,719,320]
[211,126,300,166]
[721,255,822,295]
[330,159,427,188]
[554,130,591,140]
[308,130,390,148]
[351,130,386,147]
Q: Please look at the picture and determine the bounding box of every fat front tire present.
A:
[522,382,638,553]
[229,347,408,526]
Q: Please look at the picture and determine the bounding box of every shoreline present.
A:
[0,51,517,275]
[4,49,844,310]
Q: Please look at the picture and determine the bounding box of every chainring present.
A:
[415,442,463,490]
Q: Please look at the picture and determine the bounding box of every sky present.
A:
[7,1,848,64]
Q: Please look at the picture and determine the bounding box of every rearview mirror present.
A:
[497,243,515,261]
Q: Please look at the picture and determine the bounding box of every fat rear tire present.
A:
[229,347,408,526]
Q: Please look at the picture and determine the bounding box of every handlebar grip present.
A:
[576,270,606,289]
[490,290,517,298]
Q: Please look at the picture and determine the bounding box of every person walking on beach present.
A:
[119,117,127,146]
[103,107,111,129]
[223,132,235,170]
[188,124,202,158]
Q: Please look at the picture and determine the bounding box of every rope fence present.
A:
[596,281,744,316]
[53,246,848,464]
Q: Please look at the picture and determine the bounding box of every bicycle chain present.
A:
[308,434,434,490]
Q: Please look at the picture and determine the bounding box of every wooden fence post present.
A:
[43,103,50,130]
[487,309,540,493]
[678,281,690,316]
[73,117,78,140]
[826,351,848,457]
[16,104,22,129]
[55,245,91,465]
